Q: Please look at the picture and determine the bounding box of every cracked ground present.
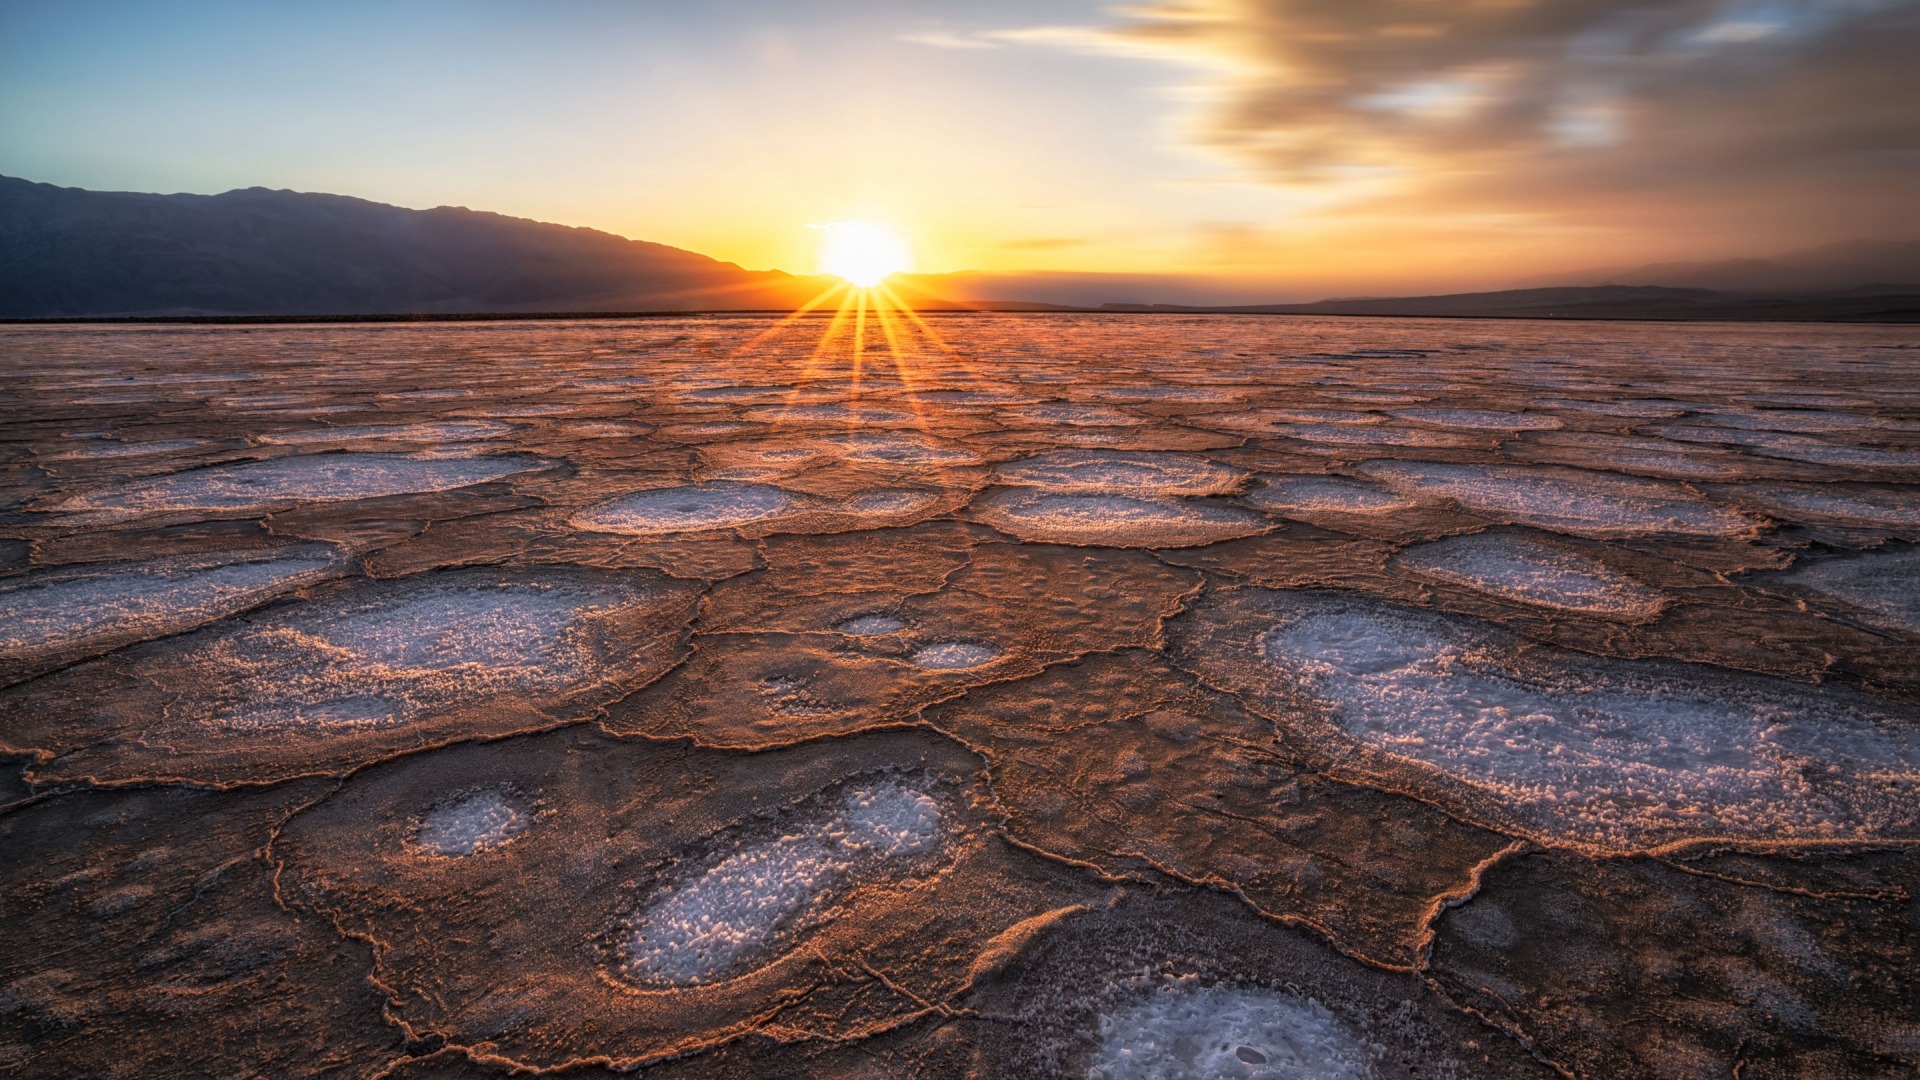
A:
[2,313,1919,1078]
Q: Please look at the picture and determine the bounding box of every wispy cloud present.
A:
[897,30,999,50]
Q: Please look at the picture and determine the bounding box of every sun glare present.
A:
[818,220,911,287]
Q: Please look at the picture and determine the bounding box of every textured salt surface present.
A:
[1392,408,1563,431]
[620,780,942,985]
[836,613,908,636]
[821,432,981,465]
[911,641,1003,669]
[1360,461,1755,538]
[40,452,545,523]
[1728,484,1920,529]
[1394,533,1669,620]
[0,545,346,664]
[180,570,669,733]
[1255,596,1920,851]
[571,482,944,536]
[993,450,1246,496]
[1089,984,1373,1080]
[571,483,803,535]
[1763,546,1920,634]
[41,438,217,460]
[973,489,1269,548]
[414,788,532,856]
[1242,475,1418,515]
[258,420,515,445]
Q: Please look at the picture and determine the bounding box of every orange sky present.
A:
[4,0,1916,299]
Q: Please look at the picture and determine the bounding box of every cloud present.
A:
[898,30,999,49]
[1006,0,1920,250]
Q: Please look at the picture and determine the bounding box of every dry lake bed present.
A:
[2,313,1918,1078]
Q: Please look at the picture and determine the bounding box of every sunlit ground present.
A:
[2,313,1919,1077]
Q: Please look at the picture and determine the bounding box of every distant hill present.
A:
[0,176,826,317]
[1565,240,1920,295]
[1103,285,1920,323]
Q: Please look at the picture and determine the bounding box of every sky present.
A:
[3,0,1917,300]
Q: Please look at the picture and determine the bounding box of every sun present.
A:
[817,220,911,287]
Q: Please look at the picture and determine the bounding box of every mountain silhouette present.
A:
[0,176,824,317]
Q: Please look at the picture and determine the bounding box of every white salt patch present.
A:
[911,641,1002,669]
[0,545,346,663]
[1359,461,1754,538]
[1767,547,1920,634]
[1648,425,1920,469]
[42,453,544,523]
[1394,533,1669,620]
[621,781,942,985]
[414,788,531,856]
[1392,408,1563,431]
[823,432,982,465]
[203,571,663,732]
[973,490,1269,548]
[836,613,908,636]
[1731,485,1920,530]
[1088,984,1372,1080]
[258,420,515,445]
[571,483,802,535]
[1243,476,1418,515]
[994,451,1245,496]
[41,438,217,461]
[1261,602,1920,851]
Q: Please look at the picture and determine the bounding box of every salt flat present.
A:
[1,313,1918,1078]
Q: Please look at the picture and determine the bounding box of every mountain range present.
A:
[3,175,1916,321]
[0,175,822,318]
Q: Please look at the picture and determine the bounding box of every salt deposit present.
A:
[1727,484,1920,530]
[414,788,533,856]
[1257,595,1920,851]
[910,641,1003,669]
[1393,533,1670,620]
[0,545,347,665]
[836,613,908,636]
[41,438,217,460]
[620,780,942,985]
[1242,476,1418,515]
[972,489,1269,548]
[197,570,671,732]
[993,450,1246,496]
[1005,404,1147,427]
[1762,546,1920,634]
[1358,461,1755,538]
[1088,984,1373,1080]
[40,452,546,523]
[570,483,803,535]
[257,421,515,445]
[822,432,982,465]
[1392,408,1563,431]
